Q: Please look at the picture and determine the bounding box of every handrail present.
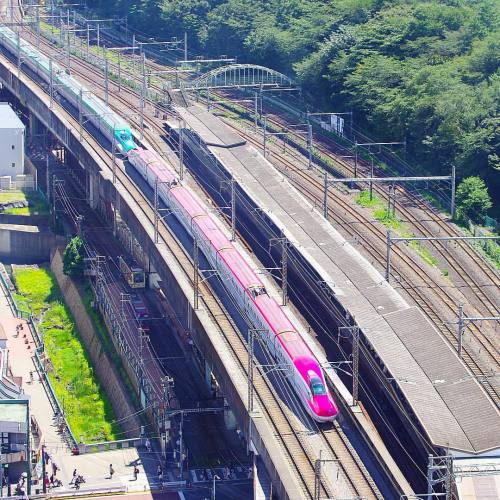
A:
[33,346,78,448]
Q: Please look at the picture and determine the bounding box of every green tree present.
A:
[86,0,500,214]
[455,176,492,223]
[63,236,85,279]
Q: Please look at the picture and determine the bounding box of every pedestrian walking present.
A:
[109,464,115,479]
[51,462,58,476]
[157,465,162,477]
[74,476,81,490]
[133,466,139,481]
[29,371,34,384]
[145,438,151,453]
[69,469,77,485]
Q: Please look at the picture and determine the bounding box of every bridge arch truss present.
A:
[182,64,296,91]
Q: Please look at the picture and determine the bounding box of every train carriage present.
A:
[128,148,339,422]
[0,24,135,152]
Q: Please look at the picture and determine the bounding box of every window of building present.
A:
[11,145,14,150]
[12,163,15,168]
[0,432,9,453]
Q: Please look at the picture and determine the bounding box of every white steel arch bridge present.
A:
[181,64,296,90]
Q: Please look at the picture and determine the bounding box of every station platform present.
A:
[174,105,500,456]
[182,107,246,148]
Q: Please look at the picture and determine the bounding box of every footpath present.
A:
[0,277,168,497]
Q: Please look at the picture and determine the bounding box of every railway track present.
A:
[61,18,499,399]
[9,16,383,499]
[225,98,500,315]
[39,4,500,323]
[222,120,500,406]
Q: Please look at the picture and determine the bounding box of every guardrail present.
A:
[0,266,22,317]
[47,485,127,498]
[77,437,143,455]
[32,345,78,449]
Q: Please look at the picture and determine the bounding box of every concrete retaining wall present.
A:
[0,214,48,225]
[0,223,63,262]
[50,248,141,438]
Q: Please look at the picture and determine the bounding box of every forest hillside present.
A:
[88,0,500,215]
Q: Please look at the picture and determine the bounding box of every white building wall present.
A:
[0,127,24,177]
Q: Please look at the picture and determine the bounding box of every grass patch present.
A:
[0,191,27,204]
[373,208,401,230]
[410,242,438,266]
[13,267,119,442]
[356,190,443,268]
[0,190,49,216]
[356,190,380,209]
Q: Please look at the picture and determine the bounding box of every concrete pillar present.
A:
[187,301,192,332]
[148,267,161,290]
[204,360,212,390]
[85,170,90,205]
[224,408,237,431]
[28,112,46,146]
[88,171,99,210]
[28,112,35,140]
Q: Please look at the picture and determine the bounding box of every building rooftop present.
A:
[0,103,25,130]
[0,400,28,424]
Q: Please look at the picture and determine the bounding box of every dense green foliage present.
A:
[63,236,84,279]
[89,0,499,214]
[455,176,492,222]
[13,267,119,442]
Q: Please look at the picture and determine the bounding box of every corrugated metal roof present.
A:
[0,103,24,130]
[177,105,500,454]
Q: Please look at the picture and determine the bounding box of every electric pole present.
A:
[230,178,236,242]
[104,48,109,106]
[140,52,146,139]
[193,239,199,310]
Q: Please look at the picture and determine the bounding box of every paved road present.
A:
[90,493,181,500]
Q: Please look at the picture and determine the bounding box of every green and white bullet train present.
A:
[0,24,137,152]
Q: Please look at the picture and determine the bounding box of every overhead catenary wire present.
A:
[167,130,438,461]
[38,13,438,484]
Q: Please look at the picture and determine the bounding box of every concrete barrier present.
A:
[0,223,64,262]
[47,485,127,498]
[77,437,143,455]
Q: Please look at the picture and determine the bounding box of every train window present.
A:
[310,376,326,396]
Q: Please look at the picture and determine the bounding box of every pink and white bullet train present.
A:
[128,147,339,422]
[0,23,337,420]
